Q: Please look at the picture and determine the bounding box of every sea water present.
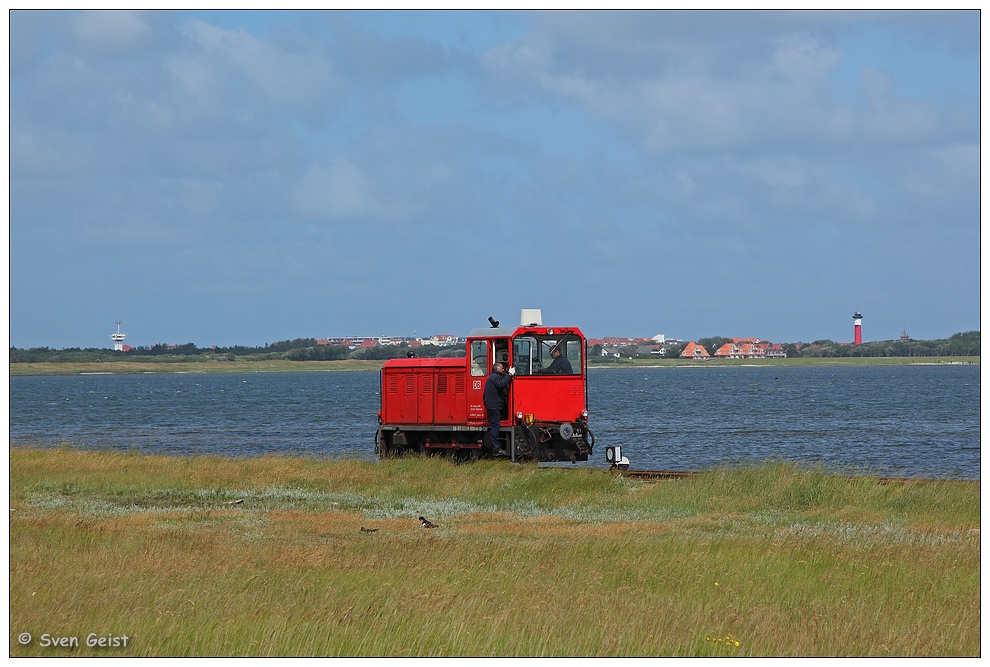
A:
[8,364,980,479]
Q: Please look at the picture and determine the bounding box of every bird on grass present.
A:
[419,516,438,529]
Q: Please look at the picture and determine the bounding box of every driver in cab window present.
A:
[541,345,573,375]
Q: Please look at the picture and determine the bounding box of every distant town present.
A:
[99,313,912,361]
[109,332,793,358]
[7,314,980,364]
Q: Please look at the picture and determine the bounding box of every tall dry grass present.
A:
[9,447,980,656]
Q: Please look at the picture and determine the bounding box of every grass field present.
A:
[9,447,980,657]
[8,356,980,376]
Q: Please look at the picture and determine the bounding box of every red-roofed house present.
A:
[714,342,767,358]
[766,343,787,358]
[713,340,787,359]
[680,342,710,359]
[714,342,741,359]
[737,343,765,358]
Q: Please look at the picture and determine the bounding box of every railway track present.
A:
[612,468,975,484]
[615,468,695,481]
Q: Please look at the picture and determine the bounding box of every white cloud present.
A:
[176,19,339,118]
[478,14,971,160]
[770,33,841,86]
[293,158,386,222]
[482,36,554,77]
[8,10,979,347]
[652,170,697,200]
[890,142,979,213]
[729,156,811,189]
[860,65,893,102]
[77,214,194,246]
[70,10,152,53]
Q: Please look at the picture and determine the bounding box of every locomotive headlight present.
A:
[516,411,523,420]
[606,445,630,470]
[581,409,588,420]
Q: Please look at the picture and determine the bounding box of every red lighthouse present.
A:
[853,311,863,345]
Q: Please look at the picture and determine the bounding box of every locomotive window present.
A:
[512,337,536,375]
[534,334,581,375]
[563,338,582,372]
[494,339,509,369]
[470,340,488,377]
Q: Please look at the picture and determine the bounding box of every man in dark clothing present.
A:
[483,362,513,455]
[542,346,573,375]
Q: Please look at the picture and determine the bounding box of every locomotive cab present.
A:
[376,310,594,463]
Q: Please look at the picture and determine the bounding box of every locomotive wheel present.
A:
[451,448,478,464]
[534,434,554,461]
[377,432,401,458]
[482,432,505,458]
[451,435,479,463]
[516,426,538,460]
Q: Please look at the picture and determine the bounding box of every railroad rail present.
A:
[611,467,975,484]
[615,469,695,481]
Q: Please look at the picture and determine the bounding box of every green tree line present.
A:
[9,332,978,364]
[790,331,980,358]
[9,340,466,363]
[586,331,979,361]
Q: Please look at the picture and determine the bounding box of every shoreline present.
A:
[10,356,980,376]
[7,443,981,483]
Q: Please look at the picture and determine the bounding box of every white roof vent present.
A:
[520,309,543,326]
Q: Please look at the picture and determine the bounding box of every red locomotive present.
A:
[375,309,594,462]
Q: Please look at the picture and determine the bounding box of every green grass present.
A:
[9,447,980,657]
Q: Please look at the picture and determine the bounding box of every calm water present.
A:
[8,365,981,479]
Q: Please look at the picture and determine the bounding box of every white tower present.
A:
[111,321,127,351]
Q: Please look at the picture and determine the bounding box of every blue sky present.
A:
[8,10,981,348]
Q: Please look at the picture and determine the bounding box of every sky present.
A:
[8,9,982,349]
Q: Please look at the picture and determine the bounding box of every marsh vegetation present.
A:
[9,447,979,656]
